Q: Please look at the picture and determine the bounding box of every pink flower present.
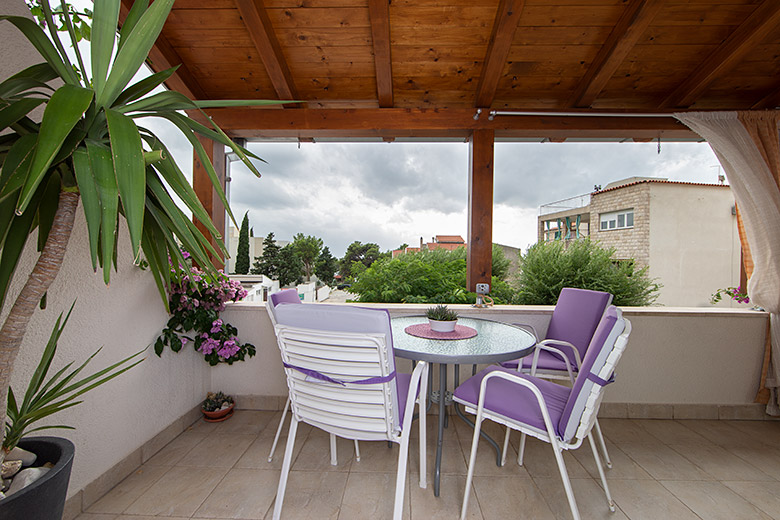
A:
[210,319,223,333]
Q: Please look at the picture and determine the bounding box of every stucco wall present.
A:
[648,183,740,307]
[219,302,767,407]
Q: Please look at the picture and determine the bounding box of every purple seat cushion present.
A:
[269,289,301,309]
[545,288,612,361]
[454,366,571,437]
[396,372,411,426]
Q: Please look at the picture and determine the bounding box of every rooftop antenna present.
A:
[712,164,725,184]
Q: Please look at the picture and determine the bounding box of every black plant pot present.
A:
[0,436,75,520]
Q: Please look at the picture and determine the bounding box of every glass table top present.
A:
[391,315,536,364]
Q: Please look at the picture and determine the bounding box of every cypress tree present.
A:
[234,212,250,274]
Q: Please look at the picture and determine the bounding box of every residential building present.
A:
[538,178,742,307]
[392,235,467,257]
[225,226,290,274]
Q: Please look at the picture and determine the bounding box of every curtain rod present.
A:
[484,110,676,121]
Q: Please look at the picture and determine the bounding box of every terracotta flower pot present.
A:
[202,403,235,422]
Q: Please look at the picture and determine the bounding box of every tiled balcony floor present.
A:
[76,410,780,520]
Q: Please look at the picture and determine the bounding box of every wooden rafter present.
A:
[119,0,206,100]
[752,86,780,110]
[368,0,393,108]
[234,0,298,101]
[660,0,780,109]
[568,0,664,109]
[475,0,525,109]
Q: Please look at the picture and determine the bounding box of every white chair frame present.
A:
[459,320,631,520]
[272,324,429,520]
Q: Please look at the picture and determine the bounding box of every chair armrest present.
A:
[401,361,428,433]
[512,323,540,341]
[478,370,560,442]
[538,339,582,368]
[528,340,580,382]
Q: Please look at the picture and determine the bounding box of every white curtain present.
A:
[675,111,780,415]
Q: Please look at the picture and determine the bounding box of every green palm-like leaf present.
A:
[0,16,77,84]
[90,0,119,100]
[0,63,57,99]
[0,98,45,132]
[86,141,118,285]
[72,147,100,270]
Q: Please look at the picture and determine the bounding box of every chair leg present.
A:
[354,439,361,462]
[550,441,580,520]
[460,413,484,520]
[587,432,616,513]
[393,433,411,520]
[419,395,427,489]
[330,433,338,466]
[268,397,291,462]
[272,417,299,520]
[517,432,527,466]
[593,419,613,469]
[501,427,511,466]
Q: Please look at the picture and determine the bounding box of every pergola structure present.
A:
[121,0,780,290]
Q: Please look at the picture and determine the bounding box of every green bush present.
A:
[514,239,660,306]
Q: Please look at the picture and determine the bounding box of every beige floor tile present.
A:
[338,472,410,520]
[409,436,468,476]
[349,439,405,473]
[728,445,780,480]
[235,428,310,470]
[681,420,759,448]
[116,516,190,520]
[618,443,714,481]
[458,430,531,478]
[724,480,780,520]
[533,477,629,520]
[194,468,279,519]
[633,419,712,445]
[598,419,664,445]
[290,429,356,471]
[178,433,256,468]
[123,466,229,517]
[571,441,653,481]
[86,465,171,514]
[472,475,556,520]
[607,479,700,520]
[661,480,773,520]
[209,410,277,436]
[145,430,208,467]
[409,474,482,520]
[669,443,774,481]
[74,514,119,520]
[730,420,780,446]
[265,470,348,520]
[514,438,591,479]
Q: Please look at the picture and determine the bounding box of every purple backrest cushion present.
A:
[557,306,625,442]
[545,288,613,359]
[267,289,301,324]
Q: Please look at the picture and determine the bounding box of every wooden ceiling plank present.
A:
[660,0,780,109]
[752,86,780,109]
[568,0,665,108]
[475,0,525,108]
[119,0,207,99]
[368,0,393,107]
[234,0,299,100]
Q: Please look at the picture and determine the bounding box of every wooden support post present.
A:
[193,135,227,269]
[467,129,494,292]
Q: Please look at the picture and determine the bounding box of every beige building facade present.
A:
[539,179,742,307]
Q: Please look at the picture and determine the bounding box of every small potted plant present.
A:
[426,304,459,333]
[202,392,235,422]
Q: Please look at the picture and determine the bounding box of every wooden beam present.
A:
[660,0,780,109]
[568,0,664,108]
[467,129,494,291]
[119,0,206,100]
[752,86,780,109]
[234,0,298,101]
[193,136,227,268]
[368,0,393,107]
[206,107,697,140]
[475,0,525,108]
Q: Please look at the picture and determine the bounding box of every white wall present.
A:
[217,303,767,406]
[649,184,741,307]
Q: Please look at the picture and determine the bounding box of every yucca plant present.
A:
[3,302,145,455]
[0,0,280,460]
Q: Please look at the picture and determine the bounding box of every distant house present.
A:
[392,235,466,257]
[538,177,742,307]
[225,226,290,274]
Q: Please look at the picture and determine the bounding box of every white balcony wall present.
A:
[217,303,767,406]
[6,208,211,500]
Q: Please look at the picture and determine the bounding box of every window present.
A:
[600,209,634,231]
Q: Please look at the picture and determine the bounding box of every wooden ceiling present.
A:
[126,0,780,140]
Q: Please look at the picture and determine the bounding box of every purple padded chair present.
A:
[455,306,631,520]
[272,304,428,520]
[502,287,614,467]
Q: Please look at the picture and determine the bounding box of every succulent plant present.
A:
[426,304,459,322]
[202,391,234,412]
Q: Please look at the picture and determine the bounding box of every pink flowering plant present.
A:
[155,252,256,365]
[710,285,750,305]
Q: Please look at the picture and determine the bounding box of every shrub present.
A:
[514,239,660,306]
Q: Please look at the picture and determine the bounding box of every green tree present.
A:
[277,244,304,287]
[315,246,338,285]
[234,212,250,274]
[448,244,511,280]
[514,239,661,306]
[251,232,280,277]
[292,233,323,280]
[340,241,383,279]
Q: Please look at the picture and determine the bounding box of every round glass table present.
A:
[391,315,536,496]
